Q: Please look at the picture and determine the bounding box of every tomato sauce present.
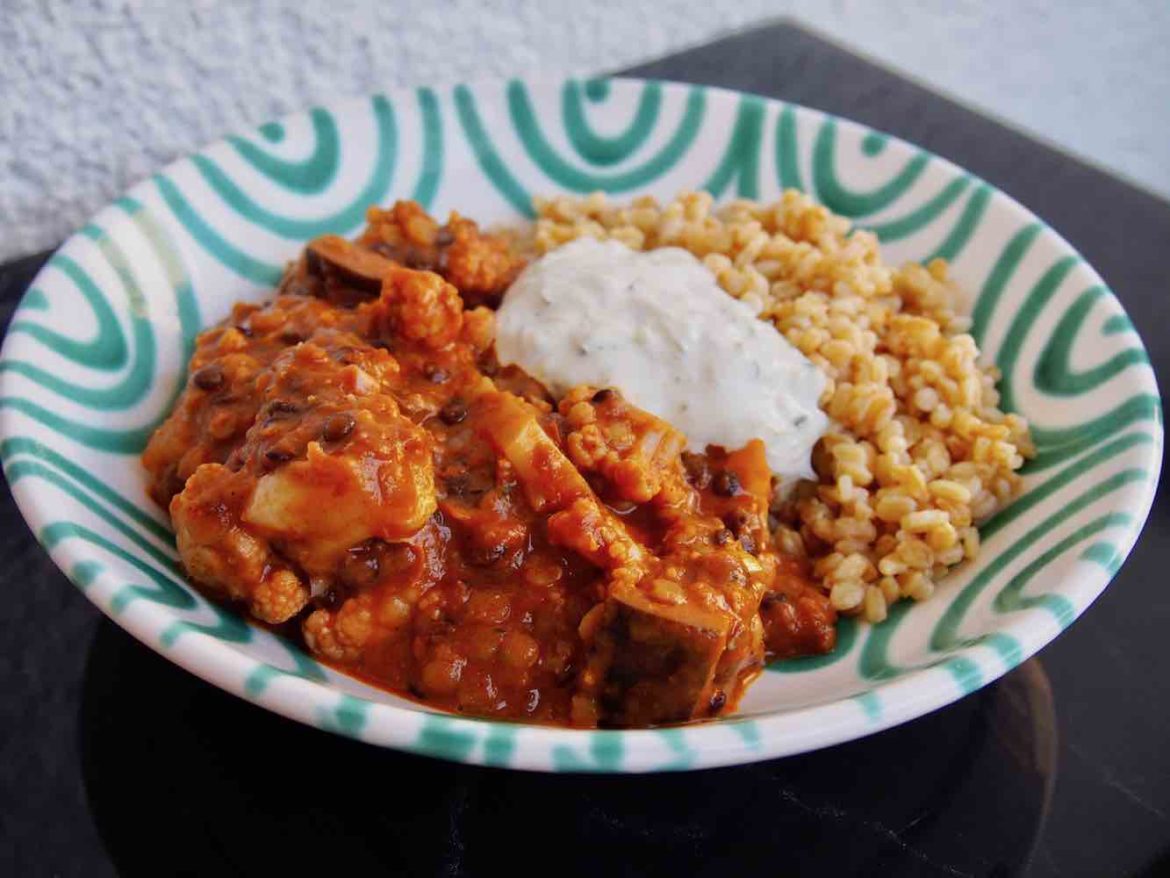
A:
[143,203,836,728]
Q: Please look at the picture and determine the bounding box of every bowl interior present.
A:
[0,78,1160,771]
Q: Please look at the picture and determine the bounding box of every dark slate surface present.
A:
[1,20,1167,878]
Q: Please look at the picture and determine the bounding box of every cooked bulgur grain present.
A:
[523,190,1034,622]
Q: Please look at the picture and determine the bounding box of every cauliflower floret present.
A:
[375,267,464,349]
[170,463,310,624]
[559,386,688,504]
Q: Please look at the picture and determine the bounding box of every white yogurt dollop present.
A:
[495,238,828,484]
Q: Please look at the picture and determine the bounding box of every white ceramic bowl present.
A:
[1,78,1160,771]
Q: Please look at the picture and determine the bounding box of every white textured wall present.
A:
[2,0,1168,260]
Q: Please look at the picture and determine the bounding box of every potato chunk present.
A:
[244,438,435,561]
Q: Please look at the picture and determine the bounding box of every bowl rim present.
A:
[1,75,1162,772]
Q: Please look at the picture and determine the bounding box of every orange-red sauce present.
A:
[143,202,835,728]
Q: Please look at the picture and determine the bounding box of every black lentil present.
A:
[439,399,468,425]
[268,399,301,415]
[191,365,225,392]
[712,470,741,497]
[264,447,294,467]
[322,412,356,442]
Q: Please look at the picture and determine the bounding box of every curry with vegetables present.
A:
[144,202,835,728]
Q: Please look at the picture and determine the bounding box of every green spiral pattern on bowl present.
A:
[0,79,1159,772]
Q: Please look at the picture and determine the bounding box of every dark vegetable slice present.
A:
[305,235,396,294]
[589,583,731,727]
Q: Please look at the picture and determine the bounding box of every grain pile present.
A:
[524,190,1034,622]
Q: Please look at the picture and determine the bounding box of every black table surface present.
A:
[2,20,1168,878]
